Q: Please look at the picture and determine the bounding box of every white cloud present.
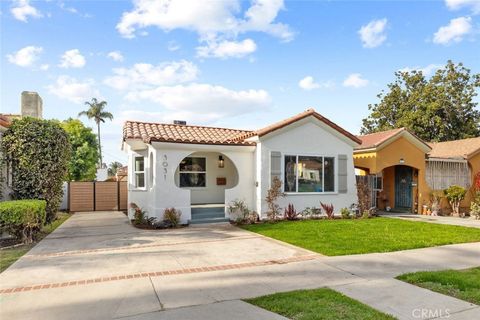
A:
[116,0,293,58]
[197,38,257,59]
[59,49,86,68]
[11,0,43,22]
[7,46,43,67]
[167,41,180,51]
[445,0,480,14]
[433,16,472,45]
[122,83,271,123]
[399,64,442,76]
[39,64,49,71]
[104,60,198,90]
[298,76,334,91]
[107,51,124,62]
[343,73,369,88]
[47,75,99,104]
[358,18,388,48]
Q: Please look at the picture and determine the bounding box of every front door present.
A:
[395,165,413,210]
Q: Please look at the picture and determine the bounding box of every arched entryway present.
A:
[380,164,419,213]
[174,152,239,223]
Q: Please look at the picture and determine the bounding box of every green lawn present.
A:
[397,267,480,305]
[241,218,480,256]
[0,212,71,273]
[245,288,396,320]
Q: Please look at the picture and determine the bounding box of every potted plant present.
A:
[430,190,443,216]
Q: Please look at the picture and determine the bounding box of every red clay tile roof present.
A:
[428,137,480,160]
[0,115,12,128]
[123,109,360,146]
[123,121,255,146]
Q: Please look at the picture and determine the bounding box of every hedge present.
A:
[0,200,46,244]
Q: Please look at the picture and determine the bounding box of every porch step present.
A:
[191,211,225,219]
[190,217,230,224]
[190,204,228,224]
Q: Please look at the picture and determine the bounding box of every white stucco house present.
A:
[122,109,361,224]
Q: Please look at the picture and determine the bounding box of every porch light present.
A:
[399,158,405,164]
[218,156,225,168]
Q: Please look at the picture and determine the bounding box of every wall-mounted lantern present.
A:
[399,158,405,164]
[218,155,225,168]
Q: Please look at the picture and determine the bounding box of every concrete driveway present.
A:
[0,211,321,319]
[1,211,479,320]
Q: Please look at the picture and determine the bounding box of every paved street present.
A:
[1,211,479,320]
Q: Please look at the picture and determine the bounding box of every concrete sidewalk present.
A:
[380,212,480,229]
[1,211,479,320]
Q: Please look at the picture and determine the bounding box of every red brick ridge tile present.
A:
[0,254,318,295]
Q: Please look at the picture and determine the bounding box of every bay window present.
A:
[284,155,335,193]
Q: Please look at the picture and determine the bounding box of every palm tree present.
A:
[79,98,113,167]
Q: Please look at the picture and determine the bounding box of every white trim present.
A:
[177,156,207,189]
[132,155,147,190]
[260,117,359,147]
[151,141,255,153]
[280,152,337,194]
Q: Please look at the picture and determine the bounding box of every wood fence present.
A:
[68,181,128,212]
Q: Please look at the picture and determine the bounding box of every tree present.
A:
[1,117,70,223]
[361,61,480,142]
[108,161,123,177]
[78,98,113,166]
[61,118,99,181]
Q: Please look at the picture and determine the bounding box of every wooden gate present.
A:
[69,181,128,212]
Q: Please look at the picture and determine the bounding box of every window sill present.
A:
[130,187,148,192]
[285,192,338,196]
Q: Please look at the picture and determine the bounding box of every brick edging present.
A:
[0,254,318,295]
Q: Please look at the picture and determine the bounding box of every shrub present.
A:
[265,176,285,221]
[284,203,299,221]
[301,207,321,219]
[356,179,371,214]
[0,200,46,244]
[362,210,370,219]
[1,118,70,222]
[163,208,181,227]
[132,206,156,227]
[471,201,480,220]
[340,207,351,219]
[430,190,444,216]
[320,202,334,219]
[228,199,250,223]
[444,185,467,217]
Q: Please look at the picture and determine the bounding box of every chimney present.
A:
[173,120,187,125]
[21,91,43,119]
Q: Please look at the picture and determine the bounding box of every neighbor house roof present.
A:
[123,108,360,146]
[355,127,431,152]
[428,137,480,160]
[0,115,11,129]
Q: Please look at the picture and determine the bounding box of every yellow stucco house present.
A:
[354,128,480,214]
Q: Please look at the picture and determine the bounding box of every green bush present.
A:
[0,200,46,244]
[444,185,467,216]
[163,208,181,227]
[340,207,351,219]
[1,117,70,222]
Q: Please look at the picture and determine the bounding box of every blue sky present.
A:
[1,0,479,165]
